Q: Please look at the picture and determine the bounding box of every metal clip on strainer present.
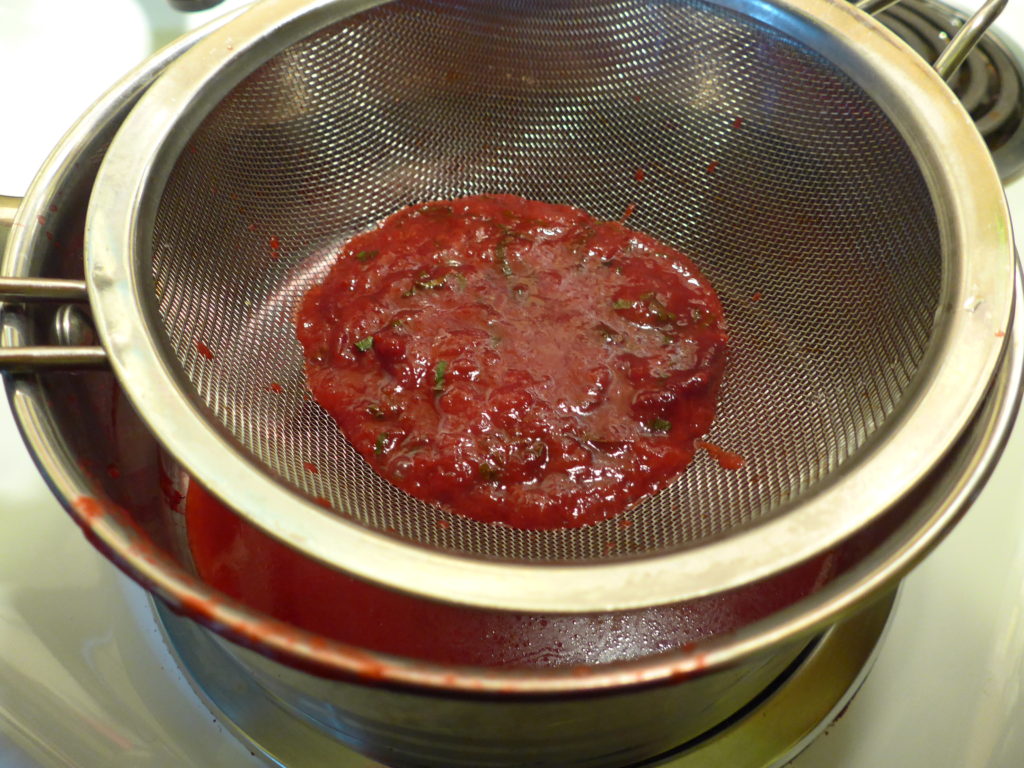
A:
[0,0,1014,613]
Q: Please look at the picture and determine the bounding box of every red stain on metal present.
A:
[269,235,281,250]
[106,463,120,479]
[697,439,744,470]
[303,461,319,474]
[36,215,46,227]
[634,168,646,182]
[268,382,284,393]
[751,291,763,302]
[159,466,184,513]
[49,203,58,213]
[732,116,744,130]
[620,202,636,222]
[73,496,105,522]
[196,341,214,361]
[706,160,719,175]
[603,540,617,555]
[436,518,450,529]
[996,330,1006,338]
[618,518,633,528]
[313,496,333,509]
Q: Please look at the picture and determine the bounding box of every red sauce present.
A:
[185,482,836,669]
[297,195,728,529]
[698,440,744,470]
[196,341,214,361]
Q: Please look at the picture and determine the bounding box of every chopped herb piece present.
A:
[354,249,378,262]
[647,418,672,432]
[355,336,374,352]
[367,404,385,419]
[416,274,447,290]
[374,433,389,455]
[596,322,620,342]
[612,299,633,310]
[478,462,500,481]
[496,245,514,277]
[434,360,448,391]
[647,296,676,323]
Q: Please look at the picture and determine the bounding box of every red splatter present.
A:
[634,168,646,182]
[996,330,1006,338]
[106,463,121,479]
[159,467,184,513]
[751,291,763,302]
[303,462,319,474]
[706,160,719,175]
[313,496,333,509]
[632,94,642,103]
[188,145,198,154]
[49,203,58,213]
[697,440,744,470]
[617,518,633,528]
[732,116,744,130]
[74,497,105,522]
[436,518,451,529]
[196,341,214,360]
[603,540,617,555]
[269,236,281,250]
[268,382,284,393]
[620,202,636,222]
[247,222,259,232]
[36,215,46,227]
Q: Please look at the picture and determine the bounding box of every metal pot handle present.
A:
[0,194,107,371]
[857,0,1009,79]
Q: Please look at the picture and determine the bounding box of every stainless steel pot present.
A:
[1,2,1020,767]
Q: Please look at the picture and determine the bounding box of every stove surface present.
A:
[2,2,1024,767]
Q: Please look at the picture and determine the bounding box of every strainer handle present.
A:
[857,0,1009,80]
[1,195,107,371]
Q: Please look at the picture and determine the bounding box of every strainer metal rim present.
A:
[85,0,1014,613]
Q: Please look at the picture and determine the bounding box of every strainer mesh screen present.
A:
[151,0,940,562]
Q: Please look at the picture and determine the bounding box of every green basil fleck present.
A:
[612,299,633,310]
[355,249,378,262]
[647,418,672,432]
[434,360,449,391]
[355,336,374,352]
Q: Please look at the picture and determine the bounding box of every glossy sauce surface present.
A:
[297,195,728,528]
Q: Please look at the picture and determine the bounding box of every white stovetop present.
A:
[1,2,1023,767]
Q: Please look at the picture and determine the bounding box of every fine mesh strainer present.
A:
[76,0,1012,612]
